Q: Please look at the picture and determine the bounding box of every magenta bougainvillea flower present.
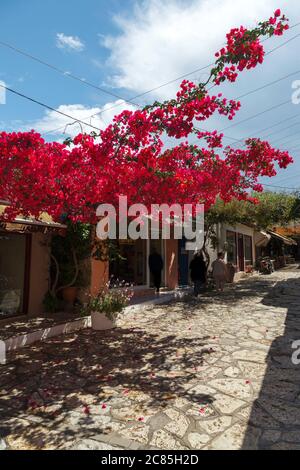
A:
[0,10,292,224]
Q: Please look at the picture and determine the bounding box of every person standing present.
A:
[212,251,227,292]
[148,249,164,293]
[189,251,207,297]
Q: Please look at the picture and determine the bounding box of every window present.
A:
[0,232,27,318]
[244,235,253,266]
[109,238,147,286]
[226,231,237,265]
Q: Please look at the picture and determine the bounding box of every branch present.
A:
[56,243,79,293]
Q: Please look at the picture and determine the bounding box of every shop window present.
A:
[0,232,27,318]
[109,239,147,286]
[226,230,237,265]
[244,235,253,266]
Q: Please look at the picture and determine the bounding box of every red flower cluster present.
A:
[224,138,293,196]
[214,9,289,84]
[0,10,293,224]
[196,130,224,148]
[269,9,289,35]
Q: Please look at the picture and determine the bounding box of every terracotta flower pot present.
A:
[62,286,78,304]
[91,312,116,330]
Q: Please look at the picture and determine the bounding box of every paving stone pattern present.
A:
[1,267,300,450]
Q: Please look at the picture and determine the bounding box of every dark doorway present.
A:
[238,233,245,272]
[0,231,31,318]
[178,238,189,286]
[109,239,147,286]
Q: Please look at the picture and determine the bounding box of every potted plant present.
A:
[47,223,92,310]
[86,287,133,330]
[46,223,128,313]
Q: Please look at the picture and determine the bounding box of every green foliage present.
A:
[92,239,125,263]
[207,192,300,231]
[247,192,300,229]
[202,192,300,258]
[51,222,92,288]
[83,288,133,322]
[49,222,126,299]
[43,291,59,313]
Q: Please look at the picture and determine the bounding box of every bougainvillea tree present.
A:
[0,9,293,224]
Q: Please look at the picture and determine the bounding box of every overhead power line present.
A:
[1,82,299,191]
[2,20,300,140]
[235,69,300,100]
[47,65,300,138]
[254,113,300,136]
[0,40,141,107]
[270,130,300,146]
[265,31,300,56]
[218,31,300,134]
[67,26,300,135]
[260,182,300,191]
[227,113,300,148]
[220,99,291,132]
[286,144,300,152]
[273,171,300,185]
[258,119,300,140]
[42,21,300,135]
[0,83,101,131]
[0,39,214,110]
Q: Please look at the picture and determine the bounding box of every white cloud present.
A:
[102,0,298,101]
[0,80,6,105]
[56,33,85,52]
[26,101,136,138]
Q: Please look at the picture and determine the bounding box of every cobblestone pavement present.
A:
[1,267,300,450]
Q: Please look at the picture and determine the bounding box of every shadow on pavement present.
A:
[2,268,300,449]
[0,325,214,449]
[242,269,300,449]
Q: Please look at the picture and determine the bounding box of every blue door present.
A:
[178,238,189,286]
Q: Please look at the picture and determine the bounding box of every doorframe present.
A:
[146,239,150,287]
[23,233,32,314]
[163,239,167,287]
[237,233,245,272]
[178,237,189,286]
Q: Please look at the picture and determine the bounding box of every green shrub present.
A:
[84,288,133,322]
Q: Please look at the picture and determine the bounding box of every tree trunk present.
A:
[56,243,79,293]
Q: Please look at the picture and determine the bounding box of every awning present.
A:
[268,230,297,246]
[254,230,271,247]
[0,204,66,234]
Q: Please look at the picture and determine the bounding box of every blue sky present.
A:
[0,0,136,126]
[1,0,300,191]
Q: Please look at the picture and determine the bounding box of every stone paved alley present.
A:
[1,267,300,450]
